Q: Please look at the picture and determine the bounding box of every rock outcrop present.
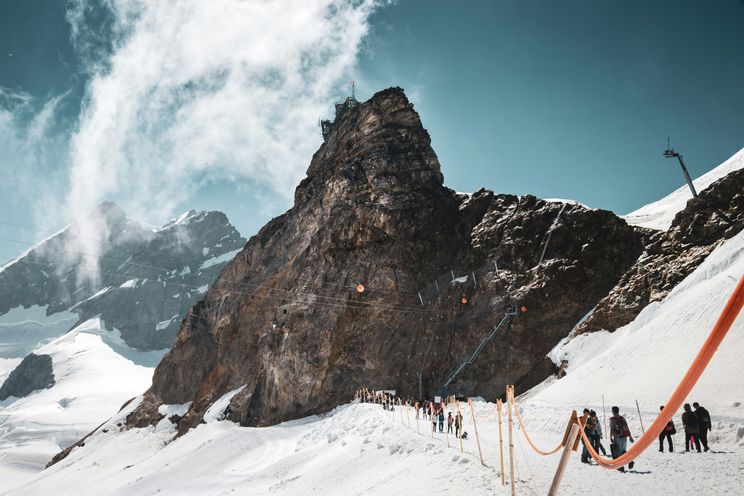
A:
[577,167,744,334]
[126,87,646,432]
[0,353,54,400]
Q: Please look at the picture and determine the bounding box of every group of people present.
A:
[355,389,469,439]
[679,402,712,453]
[413,400,468,439]
[580,402,713,472]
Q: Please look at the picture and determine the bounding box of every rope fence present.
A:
[350,272,744,494]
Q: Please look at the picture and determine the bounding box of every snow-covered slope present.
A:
[0,319,153,489]
[535,227,744,417]
[6,225,744,495]
[623,147,744,230]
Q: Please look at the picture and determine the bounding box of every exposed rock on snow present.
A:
[0,353,54,400]
[577,166,744,335]
[623,146,744,230]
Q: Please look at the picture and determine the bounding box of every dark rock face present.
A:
[0,205,246,354]
[577,168,744,334]
[0,353,54,400]
[127,87,645,432]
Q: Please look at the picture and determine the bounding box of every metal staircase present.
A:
[441,304,518,391]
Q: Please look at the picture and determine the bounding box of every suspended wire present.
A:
[0,218,430,299]
[4,238,505,320]
[0,233,445,314]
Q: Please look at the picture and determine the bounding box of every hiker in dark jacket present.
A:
[447,412,454,433]
[589,410,607,455]
[580,408,592,463]
[609,406,635,472]
[693,402,711,452]
[682,403,701,452]
[658,405,675,452]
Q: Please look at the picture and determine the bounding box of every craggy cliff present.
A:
[126,87,655,432]
[578,167,744,334]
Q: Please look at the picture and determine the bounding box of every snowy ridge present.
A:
[623,146,744,230]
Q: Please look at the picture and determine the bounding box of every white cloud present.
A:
[63,0,381,282]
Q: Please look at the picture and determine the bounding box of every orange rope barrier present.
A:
[576,273,744,469]
[512,396,564,456]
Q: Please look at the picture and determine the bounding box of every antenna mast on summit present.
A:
[663,138,698,198]
[350,80,356,100]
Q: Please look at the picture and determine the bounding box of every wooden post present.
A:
[602,394,608,438]
[548,420,580,496]
[455,399,464,453]
[506,386,516,496]
[635,399,645,434]
[445,403,451,448]
[468,398,485,466]
[400,400,405,424]
[497,399,505,486]
[406,401,411,428]
[430,404,435,438]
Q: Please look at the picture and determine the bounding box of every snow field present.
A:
[0,319,153,489]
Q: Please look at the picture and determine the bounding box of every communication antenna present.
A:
[663,138,698,198]
[350,80,356,100]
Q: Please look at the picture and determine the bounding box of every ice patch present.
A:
[203,386,246,423]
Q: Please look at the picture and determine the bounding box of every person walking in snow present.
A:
[455,411,463,438]
[609,406,635,472]
[414,401,421,419]
[431,405,438,433]
[422,401,429,420]
[589,410,606,455]
[580,408,592,464]
[447,412,454,434]
[682,403,702,452]
[658,405,675,452]
[693,402,711,452]
[438,409,445,432]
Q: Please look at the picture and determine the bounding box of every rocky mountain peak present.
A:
[296,87,444,209]
[123,87,647,434]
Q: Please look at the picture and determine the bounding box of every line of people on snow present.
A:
[355,390,469,439]
[580,402,713,472]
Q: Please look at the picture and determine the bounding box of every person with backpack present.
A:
[693,402,711,452]
[455,411,463,438]
[658,405,676,452]
[682,403,702,452]
[589,410,607,455]
[609,406,635,472]
[447,412,454,433]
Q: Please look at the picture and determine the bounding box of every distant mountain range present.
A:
[0,202,245,362]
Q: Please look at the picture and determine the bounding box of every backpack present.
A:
[664,420,676,434]
[611,415,629,437]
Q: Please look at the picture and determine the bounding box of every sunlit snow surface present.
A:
[4,227,744,495]
[0,319,153,489]
[623,147,744,230]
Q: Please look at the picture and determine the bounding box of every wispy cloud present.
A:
[60,0,381,283]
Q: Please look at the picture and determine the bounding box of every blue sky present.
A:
[1,0,743,262]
